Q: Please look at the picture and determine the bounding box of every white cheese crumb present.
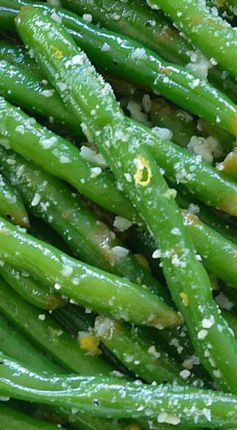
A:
[197,329,208,340]
[82,13,92,22]
[152,249,161,259]
[31,193,41,207]
[111,246,129,260]
[113,216,133,232]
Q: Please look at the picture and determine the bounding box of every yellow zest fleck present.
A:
[180,292,189,306]
[125,425,141,430]
[50,45,63,60]
[134,155,152,187]
[79,335,102,356]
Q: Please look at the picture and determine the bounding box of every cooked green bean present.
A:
[0,352,237,427]
[0,217,179,328]
[60,0,191,65]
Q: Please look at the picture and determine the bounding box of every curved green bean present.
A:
[19,7,237,390]
[0,353,237,427]
[0,264,65,310]
[0,217,180,328]
[0,172,29,227]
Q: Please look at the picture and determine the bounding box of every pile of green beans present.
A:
[1,1,237,429]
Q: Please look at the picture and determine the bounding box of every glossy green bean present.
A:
[0,353,237,427]
[0,146,164,297]
[0,277,113,374]
[0,264,65,310]
[60,0,191,65]
[0,172,29,227]
[19,7,237,390]
[147,0,237,81]
[0,217,180,328]
[0,97,136,221]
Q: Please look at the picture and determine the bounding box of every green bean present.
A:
[0,311,60,372]
[19,7,237,390]
[0,217,180,328]
[0,172,29,227]
[146,0,237,81]
[0,403,68,430]
[1,353,237,427]
[0,264,65,310]
[0,276,113,374]
[60,0,191,65]
[0,97,137,221]
[0,146,165,297]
